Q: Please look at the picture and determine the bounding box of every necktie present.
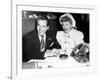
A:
[40,35,45,52]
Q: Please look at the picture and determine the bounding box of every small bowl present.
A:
[59,54,68,60]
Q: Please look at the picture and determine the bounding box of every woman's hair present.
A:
[59,13,77,28]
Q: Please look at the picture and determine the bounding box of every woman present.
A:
[56,13,84,56]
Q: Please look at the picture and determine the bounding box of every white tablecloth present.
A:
[36,56,89,69]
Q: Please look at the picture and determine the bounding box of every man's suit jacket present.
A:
[23,30,60,62]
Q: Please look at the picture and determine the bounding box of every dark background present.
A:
[22,11,89,43]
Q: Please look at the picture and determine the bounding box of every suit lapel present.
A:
[45,35,52,50]
[33,31,40,51]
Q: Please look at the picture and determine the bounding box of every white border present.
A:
[12,1,97,80]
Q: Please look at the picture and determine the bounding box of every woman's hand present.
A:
[44,49,60,58]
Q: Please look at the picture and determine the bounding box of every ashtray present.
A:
[59,54,68,60]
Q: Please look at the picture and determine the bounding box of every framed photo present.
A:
[11,0,97,80]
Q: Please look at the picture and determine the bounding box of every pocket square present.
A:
[50,42,54,47]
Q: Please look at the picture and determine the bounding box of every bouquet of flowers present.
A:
[70,43,89,63]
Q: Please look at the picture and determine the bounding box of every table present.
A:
[22,56,90,69]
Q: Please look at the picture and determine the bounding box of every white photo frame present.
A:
[11,0,97,80]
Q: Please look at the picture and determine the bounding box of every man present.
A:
[23,15,60,62]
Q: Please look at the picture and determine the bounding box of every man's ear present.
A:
[47,26,49,30]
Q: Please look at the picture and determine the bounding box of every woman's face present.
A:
[62,22,72,33]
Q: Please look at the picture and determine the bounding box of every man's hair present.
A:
[34,15,49,31]
[36,15,49,26]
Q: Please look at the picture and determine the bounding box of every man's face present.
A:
[62,22,72,32]
[37,20,49,35]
